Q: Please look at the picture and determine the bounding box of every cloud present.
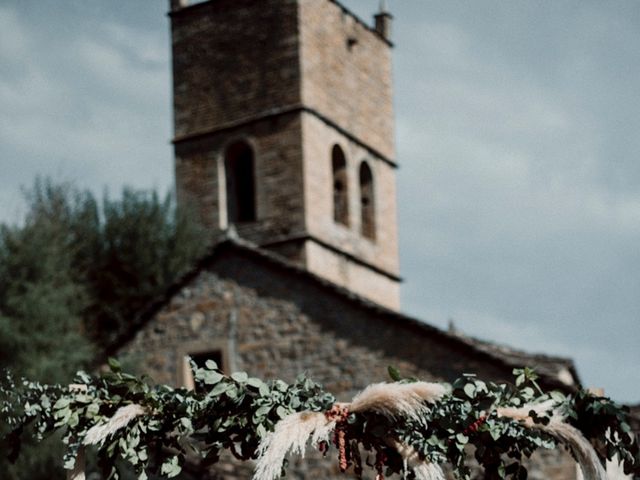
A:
[0,5,28,59]
[0,4,173,224]
[102,22,167,66]
[415,304,639,395]
[385,2,640,401]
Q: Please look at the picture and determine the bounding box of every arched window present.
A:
[225,140,256,223]
[359,161,375,240]
[332,145,349,226]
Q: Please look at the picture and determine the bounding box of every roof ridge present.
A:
[108,236,579,390]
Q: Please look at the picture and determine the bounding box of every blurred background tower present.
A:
[170,0,401,309]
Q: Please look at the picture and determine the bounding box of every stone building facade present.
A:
[117,238,579,479]
[170,0,400,309]
[113,0,617,478]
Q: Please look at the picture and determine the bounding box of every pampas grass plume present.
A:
[413,462,445,480]
[254,411,334,480]
[350,382,448,420]
[83,404,146,446]
[541,419,606,480]
[498,402,606,480]
[392,441,445,480]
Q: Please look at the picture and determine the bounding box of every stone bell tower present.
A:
[169,0,401,309]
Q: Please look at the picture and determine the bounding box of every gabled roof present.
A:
[112,235,580,391]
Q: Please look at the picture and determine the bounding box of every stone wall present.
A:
[304,239,400,310]
[299,0,395,160]
[119,247,577,479]
[171,0,401,309]
[120,250,514,391]
[171,0,301,139]
[172,0,394,161]
[301,112,400,277]
[175,112,306,243]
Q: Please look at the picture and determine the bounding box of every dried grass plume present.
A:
[350,381,448,420]
[83,404,147,446]
[392,440,445,480]
[497,402,606,480]
[254,411,334,480]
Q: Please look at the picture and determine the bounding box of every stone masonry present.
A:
[118,240,579,479]
[170,0,400,309]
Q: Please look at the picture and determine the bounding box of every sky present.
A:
[1,0,638,402]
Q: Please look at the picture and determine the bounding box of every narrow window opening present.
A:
[225,141,256,223]
[184,349,225,392]
[191,350,224,371]
[359,162,375,240]
[332,145,349,226]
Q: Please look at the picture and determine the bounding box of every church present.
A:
[115,0,586,478]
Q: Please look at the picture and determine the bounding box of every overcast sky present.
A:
[1,0,638,402]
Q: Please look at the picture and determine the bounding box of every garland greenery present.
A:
[1,360,637,480]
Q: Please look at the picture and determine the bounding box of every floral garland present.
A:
[1,360,638,480]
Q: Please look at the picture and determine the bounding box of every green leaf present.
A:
[489,425,502,441]
[24,402,40,416]
[231,372,248,383]
[521,387,534,398]
[388,365,402,382]
[86,403,100,417]
[74,394,92,404]
[63,455,76,470]
[463,383,476,398]
[179,417,193,432]
[54,406,71,420]
[76,371,92,384]
[53,397,71,409]
[160,456,182,478]
[209,382,230,396]
[203,371,224,385]
[549,391,565,403]
[108,357,122,372]
[255,405,271,417]
[205,359,218,370]
[39,394,51,409]
[247,377,266,390]
[224,385,238,399]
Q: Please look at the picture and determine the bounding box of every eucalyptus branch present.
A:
[1,363,637,480]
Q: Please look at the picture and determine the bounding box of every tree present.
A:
[86,187,206,348]
[0,178,207,479]
[0,181,93,382]
[0,182,94,479]
[1,178,207,349]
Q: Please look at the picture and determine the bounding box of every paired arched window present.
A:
[359,161,375,240]
[331,146,376,239]
[332,145,349,226]
[225,140,256,223]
